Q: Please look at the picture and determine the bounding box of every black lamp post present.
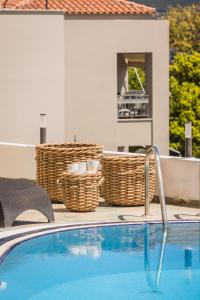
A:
[40,113,47,144]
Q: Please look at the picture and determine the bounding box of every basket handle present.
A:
[98,177,104,186]
[57,178,63,186]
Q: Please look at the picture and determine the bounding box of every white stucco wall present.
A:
[64,17,169,154]
[0,12,65,144]
[0,143,35,179]
[116,121,152,149]
[160,156,200,202]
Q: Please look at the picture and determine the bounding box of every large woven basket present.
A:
[60,171,103,212]
[36,143,103,201]
[102,155,156,206]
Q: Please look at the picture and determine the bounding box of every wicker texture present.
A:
[102,155,156,206]
[0,178,54,227]
[36,143,103,201]
[60,172,103,212]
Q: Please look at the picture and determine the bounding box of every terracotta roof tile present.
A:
[3,0,155,15]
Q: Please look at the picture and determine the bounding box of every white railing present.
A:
[117,92,150,120]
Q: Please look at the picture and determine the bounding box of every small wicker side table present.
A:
[102,155,156,206]
[60,172,103,212]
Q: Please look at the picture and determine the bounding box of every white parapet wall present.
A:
[160,156,200,202]
[0,143,36,180]
[0,144,199,202]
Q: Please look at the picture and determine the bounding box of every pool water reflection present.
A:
[0,222,200,300]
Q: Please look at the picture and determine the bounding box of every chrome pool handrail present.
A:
[156,227,167,287]
[145,146,168,226]
[144,224,167,292]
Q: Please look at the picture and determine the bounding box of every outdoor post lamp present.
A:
[185,122,192,157]
[40,113,47,144]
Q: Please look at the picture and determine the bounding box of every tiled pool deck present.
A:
[0,202,199,259]
[1,203,200,233]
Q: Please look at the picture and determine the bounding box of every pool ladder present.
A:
[144,224,167,292]
[145,146,168,226]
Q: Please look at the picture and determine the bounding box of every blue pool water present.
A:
[1,222,200,300]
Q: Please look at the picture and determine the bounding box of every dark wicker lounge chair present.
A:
[0,178,55,227]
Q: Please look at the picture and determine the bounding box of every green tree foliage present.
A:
[130,0,199,13]
[128,67,145,90]
[166,4,200,53]
[170,52,200,157]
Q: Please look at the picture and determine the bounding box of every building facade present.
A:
[0,0,169,154]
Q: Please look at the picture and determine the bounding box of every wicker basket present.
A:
[36,143,103,201]
[102,155,156,206]
[60,171,103,212]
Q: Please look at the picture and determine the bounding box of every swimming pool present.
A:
[0,222,200,300]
